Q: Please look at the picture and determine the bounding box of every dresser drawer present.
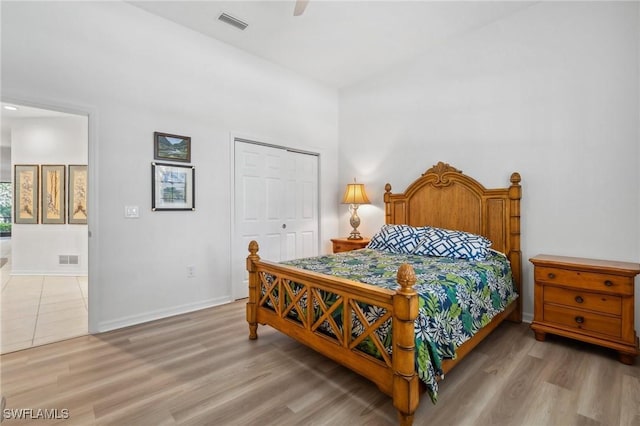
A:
[331,238,370,254]
[543,286,622,316]
[332,243,351,253]
[543,303,621,338]
[535,267,633,296]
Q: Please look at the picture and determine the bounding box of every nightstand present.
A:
[331,237,370,253]
[530,254,640,365]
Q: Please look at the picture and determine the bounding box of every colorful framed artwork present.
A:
[68,165,88,224]
[154,131,191,163]
[151,162,195,211]
[41,165,66,224]
[14,164,39,224]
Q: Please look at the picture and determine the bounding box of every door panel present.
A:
[284,232,297,261]
[300,231,316,258]
[233,140,319,300]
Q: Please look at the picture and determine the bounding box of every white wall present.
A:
[339,2,640,329]
[2,2,339,332]
[11,116,88,275]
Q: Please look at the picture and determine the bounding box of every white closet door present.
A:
[233,140,318,300]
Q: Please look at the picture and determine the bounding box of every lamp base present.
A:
[348,204,363,240]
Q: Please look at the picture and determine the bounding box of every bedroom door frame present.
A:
[230,135,320,300]
[2,93,98,334]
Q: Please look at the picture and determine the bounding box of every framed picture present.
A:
[68,165,88,224]
[14,164,39,224]
[154,131,191,163]
[41,165,66,224]
[151,162,195,211]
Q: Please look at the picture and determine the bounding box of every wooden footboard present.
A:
[246,241,420,425]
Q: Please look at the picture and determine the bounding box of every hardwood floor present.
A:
[1,300,639,425]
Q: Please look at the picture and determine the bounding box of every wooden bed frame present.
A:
[246,162,522,425]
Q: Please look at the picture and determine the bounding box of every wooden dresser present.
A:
[530,254,640,364]
[331,237,370,253]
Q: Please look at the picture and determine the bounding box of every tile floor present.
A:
[1,239,88,354]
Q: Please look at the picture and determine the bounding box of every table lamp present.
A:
[341,179,370,240]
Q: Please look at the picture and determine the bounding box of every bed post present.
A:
[247,240,260,340]
[393,264,419,426]
[384,183,393,224]
[508,173,522,322]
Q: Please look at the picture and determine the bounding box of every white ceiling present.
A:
[1,104,71,120]
[1,2,536,147]
[129,1,536,89]
[1,103,77,148]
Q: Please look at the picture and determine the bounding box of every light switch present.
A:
[124,205,139,218]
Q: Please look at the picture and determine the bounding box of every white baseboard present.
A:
[95,296,233,333]
[522,312,533,324]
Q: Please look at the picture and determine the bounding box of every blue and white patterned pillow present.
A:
[413,227,492,260]
[367,224,423,254]
[366,225,389,250]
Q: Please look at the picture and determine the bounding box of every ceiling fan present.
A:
[293,0,309,16]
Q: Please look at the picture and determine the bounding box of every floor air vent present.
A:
[59,255,79,265]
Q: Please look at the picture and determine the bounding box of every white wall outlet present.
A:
[187,265,195,278]
[124,205,139,218]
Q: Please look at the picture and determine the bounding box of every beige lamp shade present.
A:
[341,183,370,205]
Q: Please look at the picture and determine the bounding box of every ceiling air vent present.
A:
[218,12,248,31]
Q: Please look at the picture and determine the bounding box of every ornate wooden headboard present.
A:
[384,162,522,321]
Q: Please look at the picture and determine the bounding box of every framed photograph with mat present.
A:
[14,164,39,224]
[68,165,88,224]
[151,162,195,211]
[41,165,66,224]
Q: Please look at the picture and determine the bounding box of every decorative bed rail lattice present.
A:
[257,269,395,367]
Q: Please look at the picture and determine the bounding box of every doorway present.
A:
[1,102,89,353]
[232,139,319,300]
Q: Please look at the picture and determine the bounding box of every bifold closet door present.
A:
[233,140,319,299]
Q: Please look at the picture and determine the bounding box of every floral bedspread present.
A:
[281,248,517,402]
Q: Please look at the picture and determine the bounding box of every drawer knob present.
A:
[604,280,613,287]
[574,296,584,304]
[575,316,584,324]
[547,273,556,279]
